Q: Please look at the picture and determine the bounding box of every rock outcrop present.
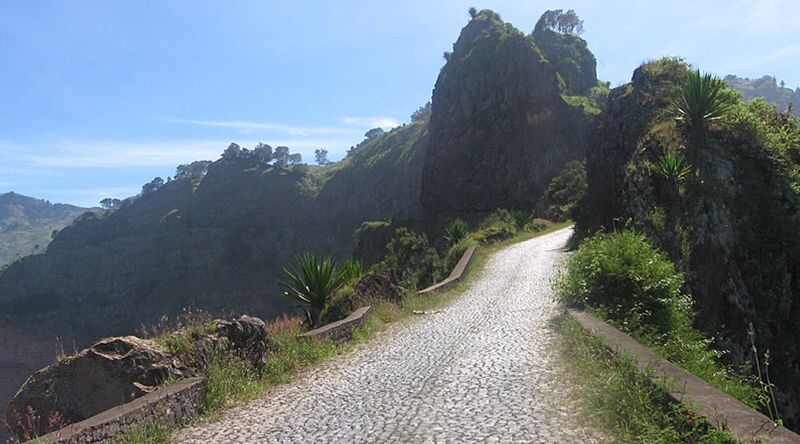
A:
[582,58,800,428]
[5,336,183,438]
[170,315,275,371]
[4,315,274,439]
[322,270,402,323]
[421,10,594,219]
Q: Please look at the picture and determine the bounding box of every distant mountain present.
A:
[725,74,800,116]
[0,192,92,267]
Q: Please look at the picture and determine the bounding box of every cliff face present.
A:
[0,192,92,267]
[583,59,800,427]
[421,11,593,219]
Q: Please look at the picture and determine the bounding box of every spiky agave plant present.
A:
[339,258,364,284]
[443,219,469,245]
[279,254,348,326]
[655,151,693,186]
[673,69,732,131]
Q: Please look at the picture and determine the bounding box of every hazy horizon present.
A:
[3,0,799,207]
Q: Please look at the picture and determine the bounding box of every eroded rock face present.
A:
[421,10,593,218]
[5,336,183,438]
[212,315,274,368]
[164,315,275,374]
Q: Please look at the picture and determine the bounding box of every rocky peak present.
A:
[422,10,593,217]
[532,28,597,96]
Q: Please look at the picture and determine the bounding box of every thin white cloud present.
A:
[23,140,227,168]
[54,186,141,198]
[341,116,401,129]
[166,118,356,136]
[14,137,357,169]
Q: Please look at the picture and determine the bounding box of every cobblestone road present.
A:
[175,227,604,443]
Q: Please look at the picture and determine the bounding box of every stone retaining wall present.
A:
[29,377,206,444]
[418,245,476,294]
[299,306,372,343]
[567,309,800,443]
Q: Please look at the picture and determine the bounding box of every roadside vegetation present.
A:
[555,314,735,443]
[554,230,762,442]
[106,211,569,443]
[556,230,759,406]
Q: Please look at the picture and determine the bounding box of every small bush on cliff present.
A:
[379,228,443,289]
[725,97,800,192]
[443,219,469,245]
[470,209,519,243]
[444,237,479,272]
[653,151,693,197]
[279,254,349,326]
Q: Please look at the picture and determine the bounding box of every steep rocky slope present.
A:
[0,10,593,347]
[422,11,594,220]
[726,74,799,116]
[583,58,800,427]
[0,192,91,267]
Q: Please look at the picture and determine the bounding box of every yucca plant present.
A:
[279,254,348,327]
[654,151,692,186]
[673,69,732,131]
[443,218,469,245]
[339,258,364,284]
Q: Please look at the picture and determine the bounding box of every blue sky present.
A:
[2,0,799,207]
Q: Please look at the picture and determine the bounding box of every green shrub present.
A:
[653,152,692,186]
[443,218,469,245]
[523,218,553,232]
[444,238,479,271]
[557,231,760,405]
[556,230,687,333]
[470,209,518,243]
[545,160,587,219]
[339,259,364,284]
[380,227,443,289]
[511,210,529,229]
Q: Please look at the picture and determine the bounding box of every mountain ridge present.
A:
[0,192,92,268]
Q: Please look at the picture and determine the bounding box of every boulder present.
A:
[213,315,274,368]
[168,315,275,372]
[352,269,403,305]
[322,270,402,324]
[5,336,183,438]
